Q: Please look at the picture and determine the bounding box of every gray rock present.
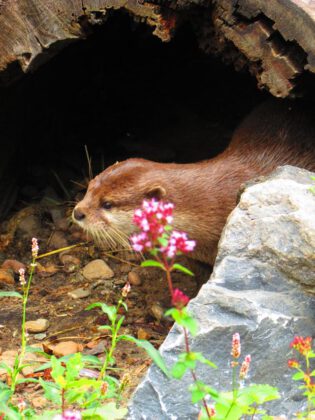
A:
[128,166,315,419]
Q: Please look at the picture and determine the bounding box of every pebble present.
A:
[52,341,83,357]
[25,318,50,333]
[59,254,81,266]
[0,269,14,285]
[82,259,114,280]
[49,231,68,249]
[149,302,165,323]
[128,271,142,286]
[119,263,132,273]
[1,259,26,274]
[18,214,41,236]
[137,327,150,340]
[68,288,91,299]
[36,263,59,277]
[34,333,47,341]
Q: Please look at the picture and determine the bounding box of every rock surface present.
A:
[128,166,315,419]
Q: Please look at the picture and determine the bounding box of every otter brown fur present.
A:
[73,100,315,264]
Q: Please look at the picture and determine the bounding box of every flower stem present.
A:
[11,258,36,393]
[183,327,212,419]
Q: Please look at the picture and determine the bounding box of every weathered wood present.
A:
[1,0,315,95]
[0,0,174,84]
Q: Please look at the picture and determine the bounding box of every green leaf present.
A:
[171,361,189,379]
[50,356,66,387]
[158,237,169,247]
[165,308,198,336]
[119,335,170,377]
[86,303,117,322]
[238,384,280,405]
[292,371,305,381]
[172,263,194,276]
[116,315,125,332]
[0,362,13,375]
[189,381,218,403]
[141,260,165,270]
[215,401,243,419]
[65,353,84,382]
[0,291,23,299]
[193,352,217,369]
[38,378,61,405]
[121,301,128,312]
[0,386,13,403]
[0,403,21,420]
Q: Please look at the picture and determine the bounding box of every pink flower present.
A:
[130,232,152,252]
[231,333,241,359]
[122,282,131,298]
[19,268,26,286]
[53,410,81,420]
[239,354,251,379]
[171,288,190,309]
[162,230,196,258]
[31,237,39,259]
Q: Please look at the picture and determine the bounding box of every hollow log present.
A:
[1,1,315,96]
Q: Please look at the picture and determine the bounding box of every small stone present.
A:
[34,333,47,341]
[59,254,81,266]
[1,260,26,274]
[137,328,150,340]
[25,318,50,333]
[119,263,132,273]
[0,269,14,285]
[32,396,47,409]
[18,215,41,236]
[52,341,83,357]
[49,231,68,249]
[128,271,142,286]
[83,259,114,280]
[68,288,91,299]
[36,263,59,278]
[149,303,165,323]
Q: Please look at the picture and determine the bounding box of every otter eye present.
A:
[101,201,112,210]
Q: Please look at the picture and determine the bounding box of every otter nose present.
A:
[73,207,86,221]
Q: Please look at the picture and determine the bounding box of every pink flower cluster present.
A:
[131,199,196,258]
[231,333,241,359]
[53,410,81,420]
[163,231,196,259]
[239,354,251,379]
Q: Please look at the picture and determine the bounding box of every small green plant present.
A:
[0,238,39,412]
[288,336,315,418]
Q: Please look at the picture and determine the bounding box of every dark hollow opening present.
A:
[0,12,264,220]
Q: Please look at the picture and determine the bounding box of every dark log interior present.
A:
[0,12,266,221]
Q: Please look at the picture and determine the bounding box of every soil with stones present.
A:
[0,201,208,412]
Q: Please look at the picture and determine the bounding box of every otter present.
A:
[73,100,315,265]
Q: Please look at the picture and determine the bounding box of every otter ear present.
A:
[145,185,166,200]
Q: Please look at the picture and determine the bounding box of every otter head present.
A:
[72,159,166,249]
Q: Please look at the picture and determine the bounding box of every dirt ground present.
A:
[0,202,210,411]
